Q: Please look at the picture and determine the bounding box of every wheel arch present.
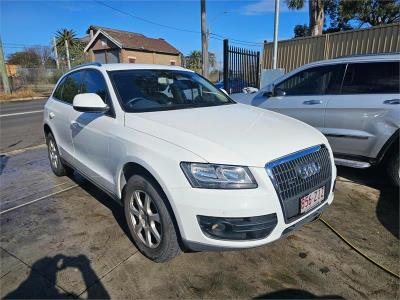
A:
[43,123,52,136]
[377,129,399,165]
[117,160,185,247]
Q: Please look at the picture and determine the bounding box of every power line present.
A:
[94,0,199,34]
[209,34,263,46]
[4,0,265,55]
[93,0,264,47]
[208,35,263,48]
[3,42,50,47]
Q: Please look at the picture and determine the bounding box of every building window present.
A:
[128,57,136,63]
[93,49,120,64]
[170,60,176,66]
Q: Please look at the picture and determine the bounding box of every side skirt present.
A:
[61,158,123,206]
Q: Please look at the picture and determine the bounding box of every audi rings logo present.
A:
[296,161,321,179]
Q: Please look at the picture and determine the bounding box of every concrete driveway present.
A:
[0,146,398,299]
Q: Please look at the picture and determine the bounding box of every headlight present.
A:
[180,162,257,189]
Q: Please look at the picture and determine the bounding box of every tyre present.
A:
[123,174,181,262]
[387,153,399,187]
[46,132,73,177]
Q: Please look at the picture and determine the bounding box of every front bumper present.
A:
[168,166,335,251]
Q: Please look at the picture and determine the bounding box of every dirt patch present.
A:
[0,89,39,101]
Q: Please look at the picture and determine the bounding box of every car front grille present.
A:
[266,145,332,223]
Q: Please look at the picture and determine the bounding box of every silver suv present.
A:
[241,54,399,186]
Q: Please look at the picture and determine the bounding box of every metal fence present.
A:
[262,23,400,72]
[223,39,260,94]
[3,67,65,94]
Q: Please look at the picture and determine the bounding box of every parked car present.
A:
[44,63,336,262]
[241,54,399,186]
[215,78,251,93]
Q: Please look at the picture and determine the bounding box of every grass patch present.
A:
[0,89,39,101]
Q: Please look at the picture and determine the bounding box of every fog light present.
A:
[211,223,226,232]
[197,214,277,241]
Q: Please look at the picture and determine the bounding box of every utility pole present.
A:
[0,35,11,94]
[53,37,59,70]
[201,0,208,78]
[65,39,71,70]
[272,0,280,69]
[206,11,228,76]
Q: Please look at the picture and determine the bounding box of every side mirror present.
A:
[263,91,274,98]
[73,93,108,113]
[274,87,286,97]
[220,88,229,96]
[262,85,275,98]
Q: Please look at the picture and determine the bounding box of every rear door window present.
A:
[61,71,83,104]
[341,62,400,94]
[275,64,344,96]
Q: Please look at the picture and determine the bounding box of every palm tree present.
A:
[185,51,216,73]
[286,0,325,36]
[55,29,78,47]
[55,29,84,69]
[185,51,202,72]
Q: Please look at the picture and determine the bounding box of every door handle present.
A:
[303,100,322,105]
[70,121,82,129]
[383,99,400,105]
[49,112,55,119]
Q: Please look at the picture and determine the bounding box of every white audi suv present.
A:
[44,63,336,262]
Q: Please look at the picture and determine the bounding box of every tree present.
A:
[294,24,310,37]
[287,0,326,36]
[33,46,55,67]
[185,51,202,72]
[55,28,85,67]
[208,52,216,69]
[327,0,400,29]
[7,48,41,67]
[290,0,399,37]
[55,29,79,48]
[185,51,216,73]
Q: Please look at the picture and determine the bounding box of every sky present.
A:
[1,0,308,65]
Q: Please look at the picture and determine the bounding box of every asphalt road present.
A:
[0,99,47,153]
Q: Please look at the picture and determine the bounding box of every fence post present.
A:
[223,39,229,93]
[324,34,330,60]
[53,37,60,70]
[0,35,11,94]
[256,51,260,88]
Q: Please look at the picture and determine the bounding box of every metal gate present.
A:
[223,39,260,94]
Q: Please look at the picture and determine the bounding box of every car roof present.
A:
[302,53,399,69]
[70,63,193,72]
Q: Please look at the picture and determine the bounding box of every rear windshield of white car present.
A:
[108,69,235,112]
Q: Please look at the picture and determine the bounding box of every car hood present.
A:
[124,103,327,167]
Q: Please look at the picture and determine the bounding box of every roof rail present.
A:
[335,52,400,59]
[70,62,102,71]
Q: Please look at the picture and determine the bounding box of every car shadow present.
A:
[254,288,343,299]
[336,166,399,239]
[67,172,134,244]
[3,254,110,299]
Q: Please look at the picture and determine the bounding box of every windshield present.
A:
[109,69,235,112]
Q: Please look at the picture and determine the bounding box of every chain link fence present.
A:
[1,66,68,96]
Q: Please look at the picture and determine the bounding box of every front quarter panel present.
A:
[111,120,206,231]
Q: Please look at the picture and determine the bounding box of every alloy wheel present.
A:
[48,139,58,169]
[129,190,162,248]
